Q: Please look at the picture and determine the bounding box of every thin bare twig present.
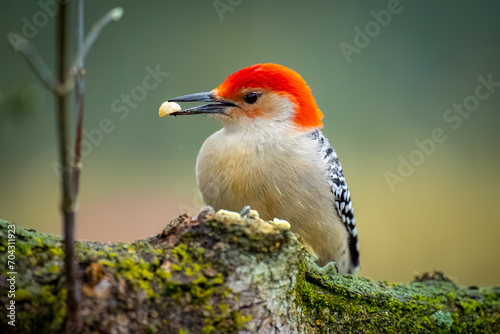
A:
[69,7,123,77]
[6,6,122,96]
[7,33,59,93]
[57,0,73,216]
[73,0,85,198]
[56,2,80,332]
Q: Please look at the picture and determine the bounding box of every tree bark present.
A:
[1,209,499,333]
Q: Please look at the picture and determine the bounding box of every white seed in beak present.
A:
[159,101,181,117]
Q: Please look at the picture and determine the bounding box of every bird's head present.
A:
[166,63,324,131]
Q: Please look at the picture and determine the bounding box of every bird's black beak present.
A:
[167,92,236,116]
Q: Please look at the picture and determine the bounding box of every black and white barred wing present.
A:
[309,129,360,271]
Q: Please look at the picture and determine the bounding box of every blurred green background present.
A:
[1,1,499,286]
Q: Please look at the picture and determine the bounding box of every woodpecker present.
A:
[164,63,359,274]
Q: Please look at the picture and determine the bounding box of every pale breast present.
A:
[196,128,334,221]
[196,128,350,268]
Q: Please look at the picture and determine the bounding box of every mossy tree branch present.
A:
[0,211,499,333]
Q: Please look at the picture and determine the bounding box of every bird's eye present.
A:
[243,92,259,104]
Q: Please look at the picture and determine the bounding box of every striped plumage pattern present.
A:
[309,129,360,272]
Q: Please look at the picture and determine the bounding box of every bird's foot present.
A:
[239,205,251,218]
[313,261,339,276]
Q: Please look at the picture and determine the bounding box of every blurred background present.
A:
[1,1,499,286]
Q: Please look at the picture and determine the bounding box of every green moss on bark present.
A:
[0,216,253,333]
[295,256,500,333]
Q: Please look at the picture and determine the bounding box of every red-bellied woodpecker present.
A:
[163,63,359,274]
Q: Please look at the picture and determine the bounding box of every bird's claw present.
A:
[314,261,339,275]
[239,205,251,218]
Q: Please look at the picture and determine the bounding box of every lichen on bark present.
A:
[0,210,499,333]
